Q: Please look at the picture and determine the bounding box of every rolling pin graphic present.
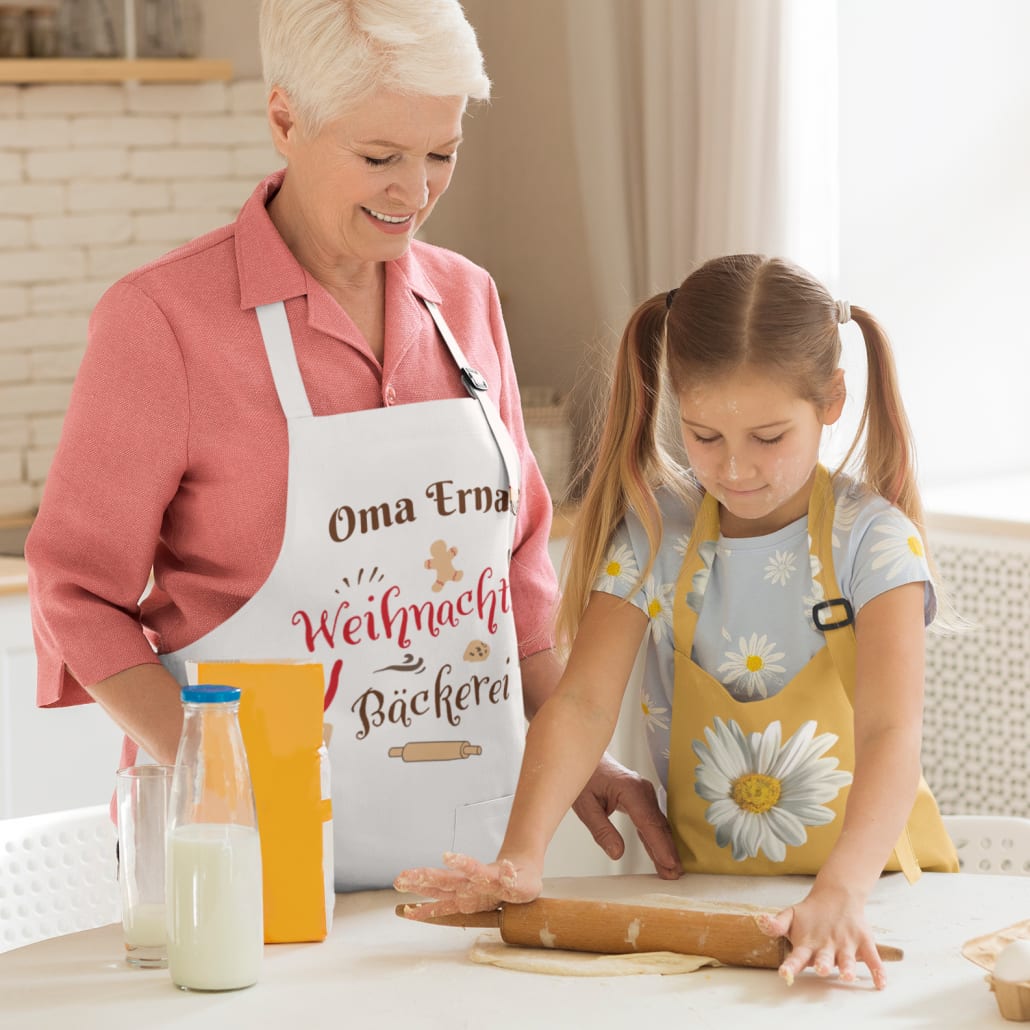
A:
[397,897,904,969]
[389,740,483,762]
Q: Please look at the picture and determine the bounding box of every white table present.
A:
[1,872,1027,1029]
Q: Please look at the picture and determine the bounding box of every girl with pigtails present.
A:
[396,254,958,989]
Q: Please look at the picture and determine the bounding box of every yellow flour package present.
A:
[189,660,333,943]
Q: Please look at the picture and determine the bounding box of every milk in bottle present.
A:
[167,685,263,991]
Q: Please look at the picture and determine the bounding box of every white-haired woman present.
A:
[27,0,680,890]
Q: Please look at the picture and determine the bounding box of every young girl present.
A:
[395,255,958,988]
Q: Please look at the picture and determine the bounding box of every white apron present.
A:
[160,298,525,891]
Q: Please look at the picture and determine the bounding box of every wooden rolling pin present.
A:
[397,897,904,969]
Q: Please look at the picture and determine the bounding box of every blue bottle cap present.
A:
[181,684,242,704]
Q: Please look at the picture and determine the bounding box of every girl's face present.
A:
[678,365,845,538]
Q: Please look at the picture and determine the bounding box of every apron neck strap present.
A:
[423,299,521,517]
[255,302,314,420]
[253,297,522,522]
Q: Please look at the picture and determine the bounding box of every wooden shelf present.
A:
[0,58,233,84]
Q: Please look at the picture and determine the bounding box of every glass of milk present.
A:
[115,764,174,968]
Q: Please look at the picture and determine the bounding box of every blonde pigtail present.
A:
[841,305,961,631]
[555,295,674,653]
[838,306,923,529]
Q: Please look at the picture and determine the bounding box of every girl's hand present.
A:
[756,882,887,990]
[393,852,542,920]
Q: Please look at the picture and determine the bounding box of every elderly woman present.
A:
[26,0,679,890]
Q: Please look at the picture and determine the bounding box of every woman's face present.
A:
[677,364,845,537]
[270,89,466,270]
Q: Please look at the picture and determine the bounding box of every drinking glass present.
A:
[116,765,173,969]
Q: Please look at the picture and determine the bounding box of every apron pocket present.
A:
[452,794,514,858]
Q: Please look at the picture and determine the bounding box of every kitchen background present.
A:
[1,1,1029,862]
[2,0,1030,517]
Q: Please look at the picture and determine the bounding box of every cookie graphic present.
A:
[463,639,491,662]
[425,539,463,592]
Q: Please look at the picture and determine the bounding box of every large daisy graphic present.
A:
[595,543,639,592]
[693,718,852,862]
[868,522,927,580]
[717,633,786,699]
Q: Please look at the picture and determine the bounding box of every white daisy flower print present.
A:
[807,539,823,583]
[831,489,862,550]
[643,578,675,643]
[693,718,853,863]
[595,543,639,592]
[640,689,669,733]
[687,539,718,613]
[803,540,826,622]
[717,633,786,699]
[673,533,691,559]
[764,549,797,586]
[868,523,927,580]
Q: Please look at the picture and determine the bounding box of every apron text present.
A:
[292,565,512,652]
[328,479,509,543]
[349,660,513,740]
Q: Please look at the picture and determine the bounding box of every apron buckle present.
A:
[461,367,488,394]
[812,597,855,632]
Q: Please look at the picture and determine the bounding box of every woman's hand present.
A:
[393,852,542,920]
[756,880,886,989]
[573,753,683,879]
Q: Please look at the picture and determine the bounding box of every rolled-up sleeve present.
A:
[26,281,189,707]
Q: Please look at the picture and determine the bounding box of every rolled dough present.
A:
[469,931,720,977]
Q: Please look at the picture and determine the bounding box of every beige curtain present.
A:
[563,0,839,338]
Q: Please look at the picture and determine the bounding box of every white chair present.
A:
[943,814,1030,877]
[0,804,119,954]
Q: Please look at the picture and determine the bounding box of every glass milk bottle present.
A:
[167,685,263,991]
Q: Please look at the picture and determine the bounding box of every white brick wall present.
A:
[0,78,282,518]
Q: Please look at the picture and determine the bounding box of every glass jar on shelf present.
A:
[0,6,29,58]
[138,0,201,58]
[56,0,117,57]
[27,4,60,57]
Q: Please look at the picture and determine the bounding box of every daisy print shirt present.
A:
[594,473,936,792]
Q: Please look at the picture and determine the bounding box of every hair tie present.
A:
[835,299,851,325]
[665,288,678,310]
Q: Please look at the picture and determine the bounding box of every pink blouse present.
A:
[27,170,558,709]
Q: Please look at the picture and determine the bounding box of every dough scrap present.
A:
[468,932,720,977]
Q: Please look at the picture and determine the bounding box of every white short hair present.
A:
[260,0,491,133]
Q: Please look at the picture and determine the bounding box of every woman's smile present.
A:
[361,206,417,233]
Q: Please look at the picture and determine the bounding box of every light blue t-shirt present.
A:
[593,473,936,790]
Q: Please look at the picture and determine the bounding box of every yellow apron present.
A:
[666,466,958,881]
